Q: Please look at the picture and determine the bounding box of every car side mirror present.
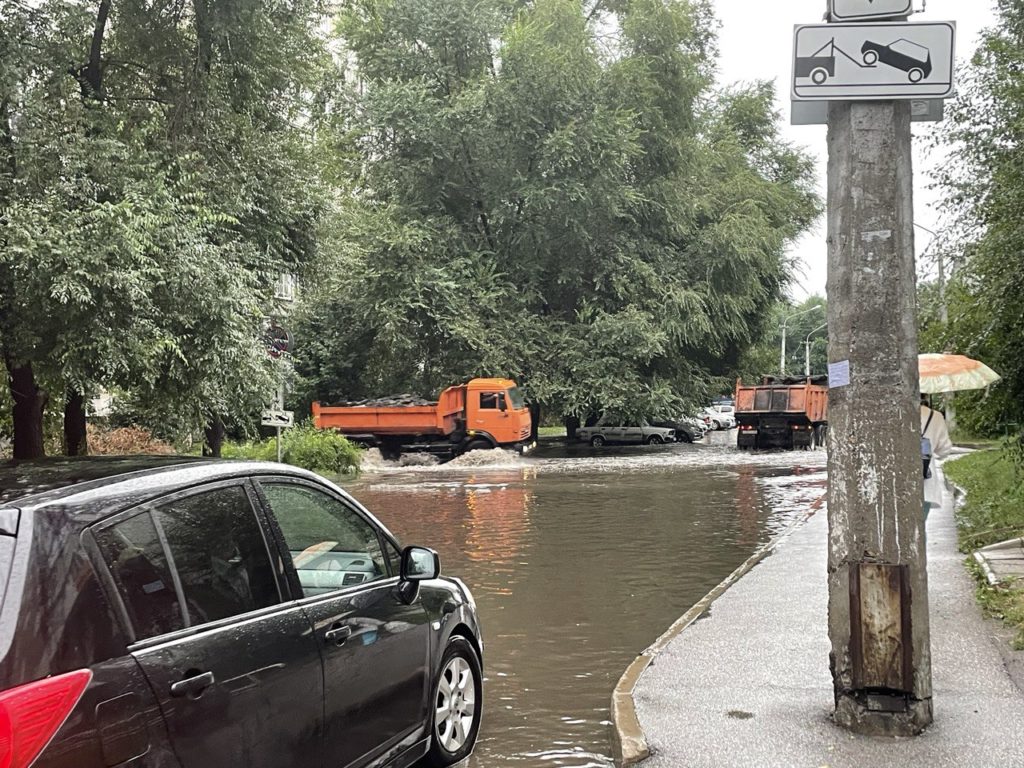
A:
[499,397,507,412]
[401,546,440,581]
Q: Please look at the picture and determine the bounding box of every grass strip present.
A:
[944,449,1024,650]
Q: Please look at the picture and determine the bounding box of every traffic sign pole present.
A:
[823,0,933,737]
[276,382,284,463]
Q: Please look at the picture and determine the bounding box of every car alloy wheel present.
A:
[425,636,482,767]
[590,435,605,447]
[646,435,664,445]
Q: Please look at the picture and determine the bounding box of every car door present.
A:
[600,423,622,443]
[91,481,323,768]
[256,478,432,768]
[623,423,644,443]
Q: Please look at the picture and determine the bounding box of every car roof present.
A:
[0,457,323,523]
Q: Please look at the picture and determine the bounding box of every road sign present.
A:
[791,98,944,126]
[261,409,294,428]
[829,0,912,22]
[792,22,955,102]
[263,321,292,359]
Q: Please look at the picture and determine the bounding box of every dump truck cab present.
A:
[463,378,532,449]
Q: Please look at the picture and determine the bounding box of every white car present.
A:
[702,405,736,430]
[576,418,676,446]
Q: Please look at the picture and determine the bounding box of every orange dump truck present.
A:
[312,378,533,461]
[735,375,828,450]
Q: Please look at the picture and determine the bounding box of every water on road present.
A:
[343,432,827,767]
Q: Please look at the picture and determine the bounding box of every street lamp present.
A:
[780,304,825,376]
[805,321,828,377]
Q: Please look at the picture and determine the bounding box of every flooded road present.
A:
[343,433,827,767]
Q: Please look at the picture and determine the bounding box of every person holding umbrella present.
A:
[918,353,1002,519]
[920,396,953,519]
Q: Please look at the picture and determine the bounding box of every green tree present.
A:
[932,1,1024,437]
[296,0,819,427]
[1,0,336,458]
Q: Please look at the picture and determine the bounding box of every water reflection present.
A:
[347,448,826,767]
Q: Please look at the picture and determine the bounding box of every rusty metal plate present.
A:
[849,563,912,693]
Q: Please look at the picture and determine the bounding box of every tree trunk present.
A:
[563,415,580,443]
[63,390,89,456]
[203,415,225,458]
[529,402,541,443]
[6,359,47,460]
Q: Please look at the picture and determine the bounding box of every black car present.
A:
[0,457,482,768]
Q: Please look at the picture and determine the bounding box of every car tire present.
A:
[645,435,664,445]
[863,50,878,65]
[909,68,924,83]
[423,636,483,767]
[678,432,693,444]
[590,435,606,447]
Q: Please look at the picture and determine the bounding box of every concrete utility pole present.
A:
[825,94,932,736]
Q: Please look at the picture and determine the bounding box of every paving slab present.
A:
[633,466,1024,767]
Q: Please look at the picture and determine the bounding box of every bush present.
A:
[223,422,361,475]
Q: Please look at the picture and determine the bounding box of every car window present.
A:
[155,485,280,626]
[95,512,185,640]
[384,538,402,577]
[261,483,388,597]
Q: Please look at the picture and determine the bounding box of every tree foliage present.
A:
[1,0,336,456]
[295,0,819,422]
[931,0,1024,437]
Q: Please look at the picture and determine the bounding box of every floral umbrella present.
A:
[919,353,1001,394]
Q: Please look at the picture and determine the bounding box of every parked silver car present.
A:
[576,418,675,446]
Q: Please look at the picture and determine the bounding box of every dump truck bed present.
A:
[735,381,828,422]
[313,385,467,436]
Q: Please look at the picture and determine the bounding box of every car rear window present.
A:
[154,486,280,625]
[95,512,185,640]
[96,485,281,641]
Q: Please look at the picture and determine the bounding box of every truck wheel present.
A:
[811,68,829,85]
[465,439,491,453]
[590,435,606,447]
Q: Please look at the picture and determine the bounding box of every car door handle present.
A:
[170,671,215,698]
[324,624,352,646]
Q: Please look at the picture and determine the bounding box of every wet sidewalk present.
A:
[629,468,1024,767]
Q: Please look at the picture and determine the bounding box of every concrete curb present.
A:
[610,496,826,766]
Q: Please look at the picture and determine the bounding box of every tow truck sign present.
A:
[829,0,912,22]
[792,22,955,101]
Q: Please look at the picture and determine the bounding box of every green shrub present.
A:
[223,422,361,475]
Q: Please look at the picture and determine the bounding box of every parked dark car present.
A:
[0,457,482,768]
[650,417,706,443]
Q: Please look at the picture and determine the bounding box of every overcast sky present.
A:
[712,0,998,300]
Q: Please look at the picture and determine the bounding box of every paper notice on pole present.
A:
[828,360,851,388]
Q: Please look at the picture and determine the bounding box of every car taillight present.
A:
[0,669,92,768]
